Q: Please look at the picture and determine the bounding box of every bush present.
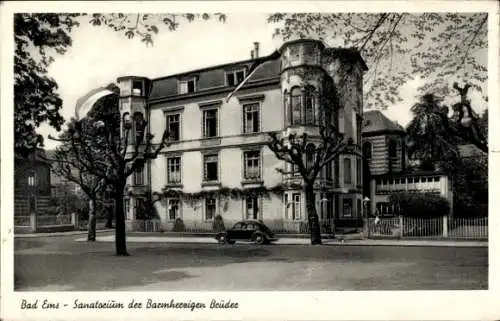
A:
[172,218,185,232]
[212,215,225,232]
[389,192,450,217]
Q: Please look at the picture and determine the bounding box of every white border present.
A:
[2,1,499,321]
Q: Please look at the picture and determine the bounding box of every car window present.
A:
[233,223,245,229]
[246,223,256,230]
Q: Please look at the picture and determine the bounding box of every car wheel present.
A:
[253,233,265,245]
[216,234,227,244]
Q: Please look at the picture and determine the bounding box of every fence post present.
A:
[30,213,37,233]
[399,216,403,239]
[442,216,448,238]
[71,212,78,229]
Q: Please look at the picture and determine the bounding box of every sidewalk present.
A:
[74,234,487,247]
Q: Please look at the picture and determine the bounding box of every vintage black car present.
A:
[215,220,278,245]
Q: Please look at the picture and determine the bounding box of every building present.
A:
[362,110,453,217]
[113,39,367,231]
[14,149,52,216]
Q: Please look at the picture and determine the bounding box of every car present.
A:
[215,220,278,245]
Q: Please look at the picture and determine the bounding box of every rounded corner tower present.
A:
[116,76,151,141]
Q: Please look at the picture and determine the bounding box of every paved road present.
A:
[14,235,488,291]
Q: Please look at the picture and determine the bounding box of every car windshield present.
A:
[233,222,245,229]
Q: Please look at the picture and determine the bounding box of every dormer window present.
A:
[179,78,196,94]
[226,69,245,87]
[132,81,143,96]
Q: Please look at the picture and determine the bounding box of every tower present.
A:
[116,76,151,222]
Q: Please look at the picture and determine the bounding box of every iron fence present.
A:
[14,216,31,227]
[37,215,72,227]
[367,216,488,240]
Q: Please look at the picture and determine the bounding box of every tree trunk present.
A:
[87,198,97,241]
[114,185,129,256]
[105,204,114,228]
[305,183,322,245]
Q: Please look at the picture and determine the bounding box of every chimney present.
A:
[251,50,254,59]
[253,42,260,58]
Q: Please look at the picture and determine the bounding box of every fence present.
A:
[367,216,488,240]
[14,213,78,233]
[77,218,110,231]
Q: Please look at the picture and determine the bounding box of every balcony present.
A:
[375,175,442,194]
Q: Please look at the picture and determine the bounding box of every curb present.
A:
[74,236,488,248]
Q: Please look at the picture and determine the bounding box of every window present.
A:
[357,199,362,217]
[244,150,260,180]
[245,196,259,220]
[291,87,302,125]
[167,157,181,184]
[203,109,218,138]
[388,140,398,159]
[135,198,145,219]
[168,198,180,221]
[203,154,218,182]
[363,142,372,160]
[304,86,315,125]
[343,158,352,184]
[205,197,217,220]
[132,81,142,96]
[243,103,260,133]
[356,158,362,186]
[291,193,301,220]
[284,194,289,219]
[284,90,291,125]
[226,70,245,86]
[166,114,181,141]
[319,193,327,220]
[179,78,196,94]
[342,198,353,218]
[134,164,144,185]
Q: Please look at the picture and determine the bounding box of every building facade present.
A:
[362,110,453,217]
[115,39,367,231]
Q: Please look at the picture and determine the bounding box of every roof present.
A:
[362,110,405,135]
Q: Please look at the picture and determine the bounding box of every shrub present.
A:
[389,191,450,217]
[212,215,225,232]
[172,217,185,232]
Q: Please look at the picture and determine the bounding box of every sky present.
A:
[41,13,487,150]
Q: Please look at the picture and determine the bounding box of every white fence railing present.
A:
[367,216,488,240]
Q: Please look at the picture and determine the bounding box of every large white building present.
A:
[116,39,367,232]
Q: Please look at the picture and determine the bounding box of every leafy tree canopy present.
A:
[268,13,488,109]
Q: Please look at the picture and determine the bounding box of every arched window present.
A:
[306,143,316,170]
[290,87,302,125]
[304,86,315,125]
[363,142,372,160]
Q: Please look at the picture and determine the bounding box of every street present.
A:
[14,234,488,291]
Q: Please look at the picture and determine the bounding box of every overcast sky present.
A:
[40,13,487,150]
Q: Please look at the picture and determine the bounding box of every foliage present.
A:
[389,191,450,217]
[88,13,226,46]
[268,13,488,109]
[172,218,186,232]
[159,184,285,202]
[212,215,225,233]
[405,93,461,168]
[135,192,161,220]
[453,152,488,217]
[14,13,225,158]
[14,13,81,158]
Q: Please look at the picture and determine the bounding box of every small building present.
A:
[361,110,453,217]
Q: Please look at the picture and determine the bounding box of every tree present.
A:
[14,13,80,158]
[14,13,225,158]
[268,126,356,245]
[267,13,488,109]
[56,91,170,255]
[50,132,107,241]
